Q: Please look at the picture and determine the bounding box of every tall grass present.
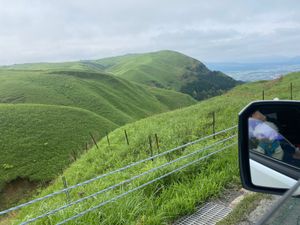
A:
[8,72,300,224]
[0,69,195,199]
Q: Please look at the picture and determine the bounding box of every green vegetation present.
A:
[0,104,117,190]
[98,50,240,100]
[2,50,240,100]
[9,73,300,224]
[1,61,104,72]
[0,69,195,125]
[0,68,195,207]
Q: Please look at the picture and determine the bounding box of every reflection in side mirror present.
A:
[239,101,300,194]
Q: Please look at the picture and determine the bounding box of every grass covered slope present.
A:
[0,69,196,125]
[0,69,195,208]
[1,50,239,100]
[12,73,300,224]
[1,61,105,73]
[0,104,117,191]
[97,50,240,100]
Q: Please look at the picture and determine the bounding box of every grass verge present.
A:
[217,193,271,225]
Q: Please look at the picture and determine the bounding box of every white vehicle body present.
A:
[250,159,300,195]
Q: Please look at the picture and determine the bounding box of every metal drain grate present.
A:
[173,203,232,225]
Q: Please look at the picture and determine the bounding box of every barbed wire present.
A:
[19,135,237,225]
[0,125,237,216]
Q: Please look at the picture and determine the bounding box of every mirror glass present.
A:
[248,105,300,189]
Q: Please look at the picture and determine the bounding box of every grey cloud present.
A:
[0,0,299,65]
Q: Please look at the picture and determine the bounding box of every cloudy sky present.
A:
[1,0,299,65]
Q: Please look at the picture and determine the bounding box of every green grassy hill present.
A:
[1,61,105,72]
[0,69,196,208]
[0,69,195,126]
[2,50,240,100]
[0,103,117,209]
[0,103,117,186]
[10,73,300,224]
[97,50,240,100]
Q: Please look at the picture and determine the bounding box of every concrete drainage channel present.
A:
[174,202,232,225]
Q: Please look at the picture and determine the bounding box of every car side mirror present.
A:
[239,100,300,195]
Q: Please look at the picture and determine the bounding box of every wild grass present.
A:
[0,69,195,198]
[97,50,239,99]
[0,104,117,192]
[0,69,195,126]
[8,72,300,224]
[1,50,239,100]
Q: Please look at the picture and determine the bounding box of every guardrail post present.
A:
[262,90,265,100]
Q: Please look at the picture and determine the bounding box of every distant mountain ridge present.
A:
[2,50,240,100]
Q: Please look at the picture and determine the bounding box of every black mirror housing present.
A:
[239,100,300,195]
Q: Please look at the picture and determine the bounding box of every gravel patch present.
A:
[237,195,281,225]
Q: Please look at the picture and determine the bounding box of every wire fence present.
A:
[261,81,300,100]
[57,142,237,225]
[1,125,238,224]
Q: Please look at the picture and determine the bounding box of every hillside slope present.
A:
[0,69,195,125]
[0,69,196,208]
[1,61,105,73]
[0,103,117,209]
[11,72,300,224]
[97,50,240,100]
[1,50,239,100]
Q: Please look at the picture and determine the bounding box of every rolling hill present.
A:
[0,68,196,208]
[0,104,117,190]
[0,50,239,216]
[9,72,300,225]
[97,50,240,100]
[1,50,240,100]
[1,61,105,72]
[0,69,195,125]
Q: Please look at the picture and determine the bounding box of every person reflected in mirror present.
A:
[249,111,284,160]
[249,111,300,163]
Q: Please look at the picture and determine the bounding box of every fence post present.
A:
[106,132,110,146]
[124,130,129,145]
[290,82,293,100]
[149,135,153,161]
[154,133,159,151]
[62,176,71,203]
[262,90,265,100]
[212,112,216,139]
[71,150,77,161]
[89,132,99,149]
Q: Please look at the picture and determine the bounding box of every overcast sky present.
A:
[1,0,300,65]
